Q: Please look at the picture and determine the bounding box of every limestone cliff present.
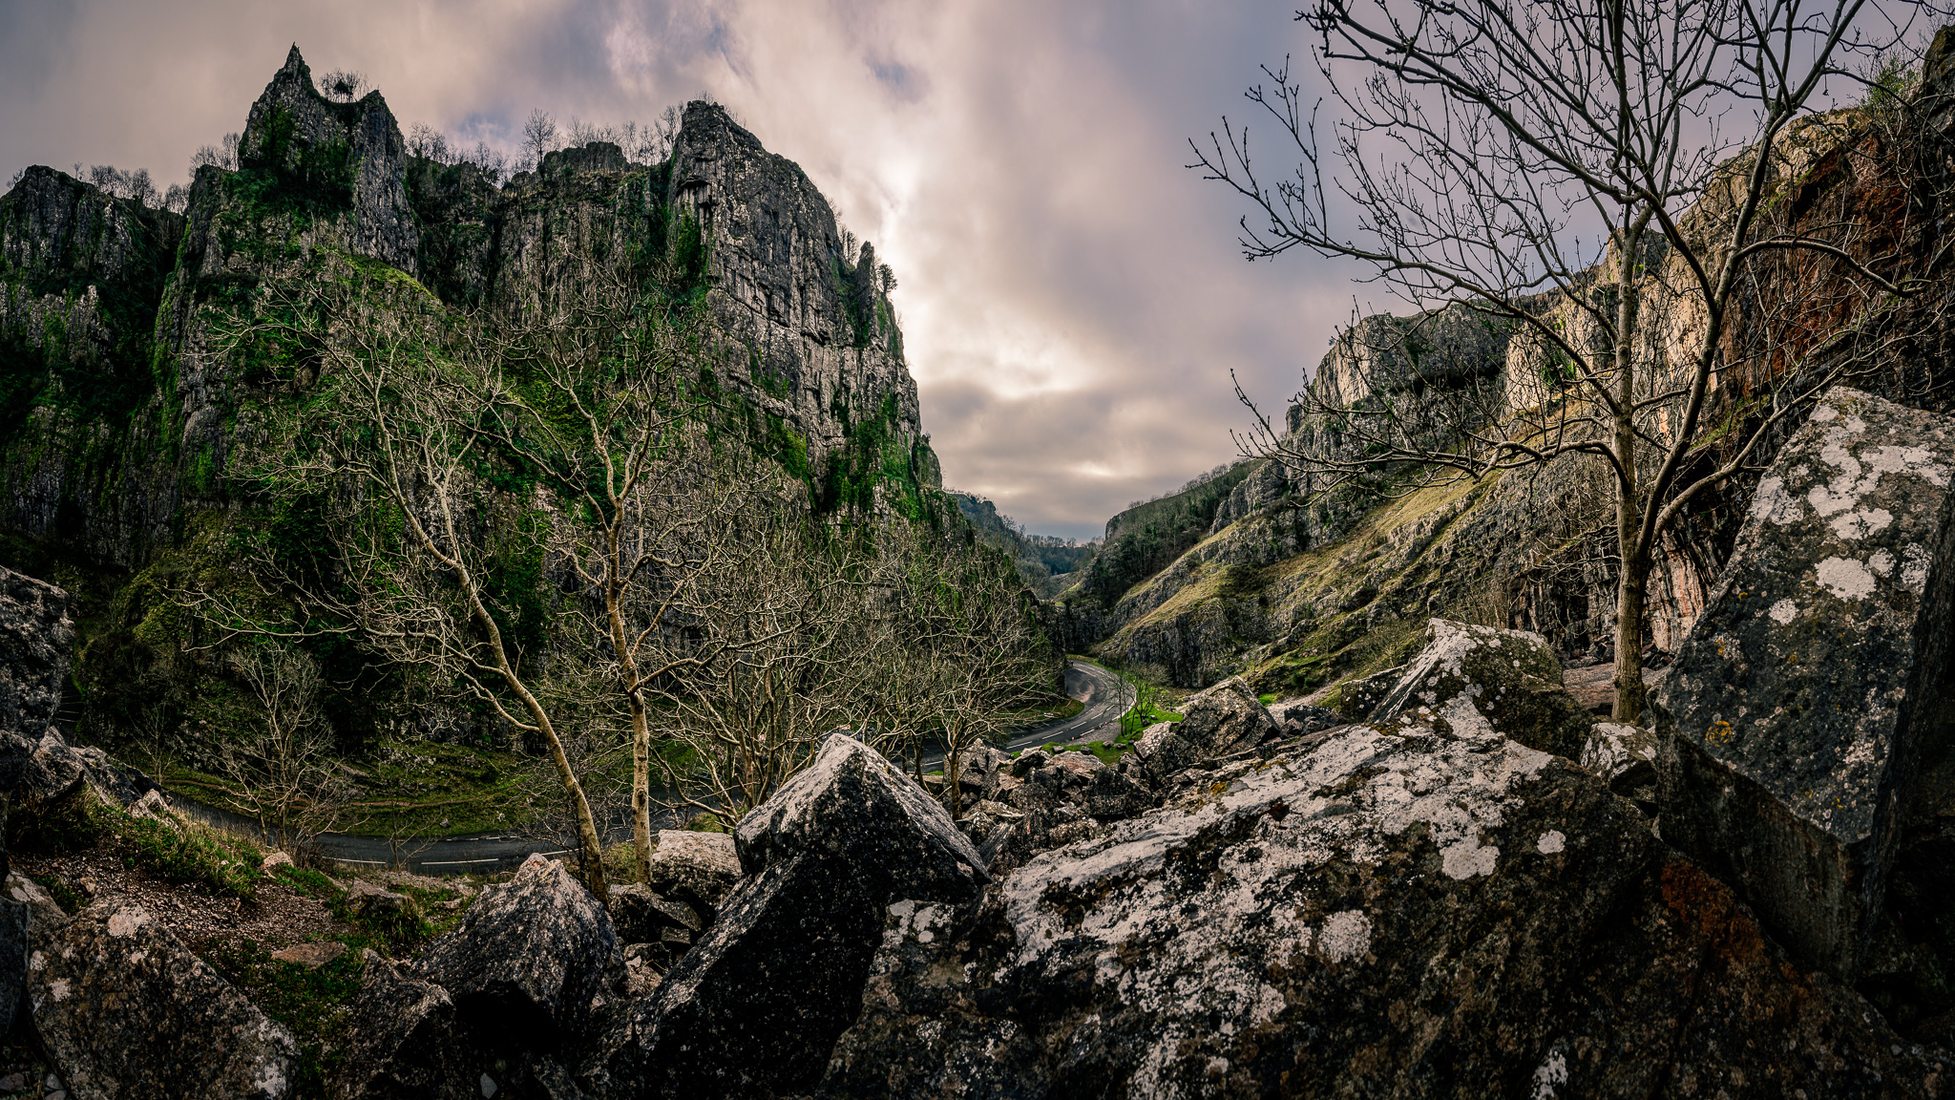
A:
[0,47,977,746]
[1074,60,1955,693]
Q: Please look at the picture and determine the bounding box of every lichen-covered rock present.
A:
[600,852,888,1097]
[602,734,993,1096]
[1581,721,1657,791]
[331,953,464,1100]
[1658,386,1955,977]
[1375,618,1593,759]
[26,905,297,1100]
[644,829,741,922]
[821,721,1949,1098]
[1128,677,1277,784]
[734,733,986,901]
[1268,697,1339,735]
[421,853,621,1042]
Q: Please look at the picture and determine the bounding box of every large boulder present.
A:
[1658,387,1955,977]
[601,852,888,1096]
[1375,618,1593,758]
[734,733,986,900]
[822,720,1949,1097]
[421,853,621,1042]
[26,905,297,1100]
[1128,676,1278,783]
[602,734,987,1096]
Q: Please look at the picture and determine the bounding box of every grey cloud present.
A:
[0,0,1362,538]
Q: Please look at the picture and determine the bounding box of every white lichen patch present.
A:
[47,978,69,1003]
[1829,507,1893,541]
[1749,476,1803,525]
[1768,599,1798,625]
[106,908,150,939]
[1537,830,1566,854]
[1532,1046,1570,1099]
[1314,910,1372,963]
[1814,556,1877,600]
[1441,835,1500,879]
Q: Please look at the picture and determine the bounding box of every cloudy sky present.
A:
[0,0,1377,539]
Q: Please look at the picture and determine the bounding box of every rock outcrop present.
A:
[1658,386,1955,976]
[26,905,298,1100]
[422,852,622,1042]
[1375,618,1594,759]
[1127,675,1277,782]
[238,45,418,272]
[822,682,1946,1097]
[601,734,985,1096]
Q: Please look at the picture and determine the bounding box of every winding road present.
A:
[187,659,1134,876]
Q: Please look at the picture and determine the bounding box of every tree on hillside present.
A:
[197,269,615,893]
[1193,0,1950,720]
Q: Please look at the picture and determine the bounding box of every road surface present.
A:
[184,658,1134,876]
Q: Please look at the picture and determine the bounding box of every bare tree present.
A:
[876,524,1052,817]
[1192,0,1947,720]
[318,70,368,102]
[216,644,353,853]
[522,109,558,171]
[201,267,614,893]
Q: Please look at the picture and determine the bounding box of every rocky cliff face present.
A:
[1074,52,1955,695]
[0,47,959,745]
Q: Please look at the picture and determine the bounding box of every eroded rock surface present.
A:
[422,853,621,1042]
[26,905,297,1100]
[823,718,1947,1098]
[1128,676,1277,783]
[603,734,985,1096]
[1658,386,1955,976]
[643,829,740,922]
[1375,618,1592,759]
[734,733,985,900]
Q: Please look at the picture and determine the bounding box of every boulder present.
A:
[734,733,986,900]
[1657,387,1955,977]
[1000,748,1151,824]
[331,953,469,1100]
[1581,721,1657,793]
[26,905,297,1100]
[643,829,740,920]
[602,734,989,1095]
[0,566,72,737]
[952,743,1011,802]
[421,854,620,1043]
[1127,677,1278,784]
[822,722,1949,1097]
[1268,697,1340,736]
[1375,618,1593,758]
[601,852,888,1096]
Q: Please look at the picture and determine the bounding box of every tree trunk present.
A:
[629,693,654,883]
[1613,548,1650,723]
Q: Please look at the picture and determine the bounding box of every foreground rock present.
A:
[1376,618,1593,759]
[822,718,1948,1096]
[602,734,985,1096]
[422,853,621,1042]
[1659,387,1955,977]
[1128,676,1278,782]
[27,905,297,1100]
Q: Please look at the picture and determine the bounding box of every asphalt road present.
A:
[210,658,1134,876]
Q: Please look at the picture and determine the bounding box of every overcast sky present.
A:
[0,0,1378,540]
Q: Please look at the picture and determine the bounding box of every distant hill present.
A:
[948,492,1097,599]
